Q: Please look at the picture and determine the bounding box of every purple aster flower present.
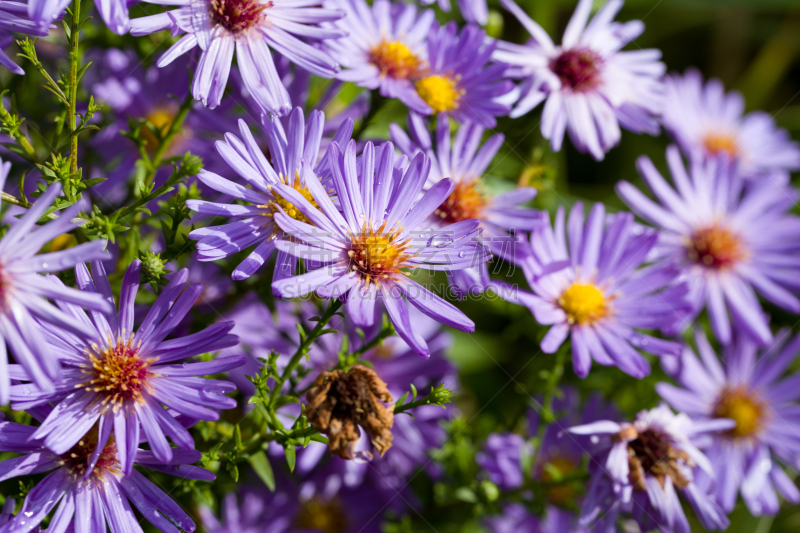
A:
[421,0,488,25]
[0,1,50,74]
[490,202,689,378]
[616,146,800,346]
[323,0,435,113]
[657,331,800,515]
[413,22,513,128]
[391,115,544,295]
[270,140,488,357]
[662,69,800,178]
[27,0,131,34]
[0,172,112,404]
[0,411,212,533]
[569,404,732,533]
[495,0,664,160]
[476,433,530,490]
[129,0,344,114]
[89,49,237,207]
[186,107,354,284]
[9,259,244,475]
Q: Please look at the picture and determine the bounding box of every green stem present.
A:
[67,0,81,179]
[267,299,343,407]
[353,91,386,140]
[0,105,38,163]
[394,392,438,414]
[533,346,566,447]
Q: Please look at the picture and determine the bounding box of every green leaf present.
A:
[247,451,275,492]
[284,444,296,473]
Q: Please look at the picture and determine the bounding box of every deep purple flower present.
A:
[269,140,487,357]
[391,115,544,294]
[323,0,435,113]
[27,0,130,34]
[0,169,112,404]
[187,107,354,283]
[657,331,800,515]
[569,404,732,533]
[413,22,513,128]
[662,69,800,178]
[617,146,800,346]
[0,1,50,74]
[476,433,530,490]
[130,0,344,113]
[495,0,664,160]
[0,412,212,533]
[9,259,243,474]
[420,0,488,25]
[491,202,689,378]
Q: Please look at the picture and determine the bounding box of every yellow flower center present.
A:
[60,426,120,480]
[370,41,421,80]
[714,386,765,438]
[416,74,463,113]
[260,173,321,228]
[434,178,487,224]
[539,456,579,506]
[141,105,188,155]
[702,132,739,159]
[77,336,154,408]
[348,222,413,286]
[292,497,347,533]
[687,224,746,269]
[558,283,608,325]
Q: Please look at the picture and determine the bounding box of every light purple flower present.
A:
[570,404,732,533]
[322,0,435,113]
[657,330,800,515]
[485,503,541,533]
[269,140,488,357]
[662,69,800,178]
[9,259,243,475]
[0,412,212,533]
[617,146,800,346]
[413,22,513,127]
[27,0,130,34]
[391,115,544,295]
[0,1,50,74]
[129,0,344,113]
[420,0,488,25]
[186,107,354,284]
[476,433,530,490]
[0,164,112,404]
[491,202,689,378]
[494,0,664,160]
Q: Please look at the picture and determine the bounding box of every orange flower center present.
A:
[702,132,739,159]
[687,224,746,269]
[434,179,488,224]
[348,222,413,286]
[370,41,422,80]
[77,336,154,408]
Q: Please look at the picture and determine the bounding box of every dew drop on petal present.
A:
[590,436,599,444]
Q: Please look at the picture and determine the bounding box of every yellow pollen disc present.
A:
[434,178,487,224]
[687,224,746,269]
[702,132,739,158]
[539,456,579,506]
[370,41,421,80]
[77,335,154,408]
[262,173,320,226]
[559,283,608,325]
[714,386,765,438]
[348,221,414,286]
[416,75,463,113]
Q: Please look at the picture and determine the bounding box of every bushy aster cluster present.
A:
[0,0,799,532]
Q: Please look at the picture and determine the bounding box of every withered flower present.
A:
[305,365,394,459]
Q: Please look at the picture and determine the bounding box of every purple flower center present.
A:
[78,337,153,406]
[687,224,746,270]
[60,427,119,479]
[549,48,602,92]
[209,0,269,34]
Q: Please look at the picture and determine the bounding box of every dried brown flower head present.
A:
[305,365,394,460]
[622,427,692,492]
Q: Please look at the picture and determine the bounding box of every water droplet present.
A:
[458,250,466,258]
[429,235,453,248]
[24,512,32,517]
[298,277,306,283]
[42,262,48,269]
[590,436,599,444]
[23,387,31,395]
